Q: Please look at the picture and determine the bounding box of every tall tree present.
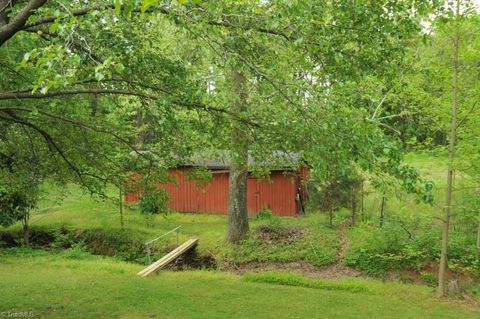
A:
[1,1,438,245]
[166,0,437,241]
[437,0,460,297]
[227,69,249,242]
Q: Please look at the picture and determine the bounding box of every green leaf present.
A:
[141,0,157,13]
[49,19,60,33]
[124,0,135,17]
[114,63,125,73]
[115,0,122,15]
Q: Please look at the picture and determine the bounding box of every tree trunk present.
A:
[361,181,364,221]
[227,70,249,243]
[119,185,124,229]
[477,218,480,263]
[351,189,356,227]
[438,0,460,297]
[90,93,99,117]
[328,205,333,228]
[380,195,386,228]
[0,0,10,26]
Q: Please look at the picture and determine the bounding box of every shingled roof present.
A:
[182,152,303,170]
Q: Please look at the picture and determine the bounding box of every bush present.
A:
[60,243,93,260]
[0,190,36,227]
[345,222,430,275]
[0,227,147,263]
[345,221,478,276]
[139,188,169,216]
[420,271,438,287]
[71,229,146,263]
[255,207,274,220]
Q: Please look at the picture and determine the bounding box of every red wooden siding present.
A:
[125,167,308,217]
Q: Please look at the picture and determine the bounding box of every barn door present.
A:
[254,180,260,214]
[247,175,260,215]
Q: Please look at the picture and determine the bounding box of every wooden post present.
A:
[146,243,151,265]
[329,205,334,228]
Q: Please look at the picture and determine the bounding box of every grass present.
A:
[229,218,339,265]
[2,152,452,261]
[1,152,479,317]
[243,272,368,292]
[0,183,340,265]
[0,248,478,319]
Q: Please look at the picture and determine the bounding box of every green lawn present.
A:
[18,151,451,254]
[2,153,479,318]
[1,248,478,319]
[1,183,340,265]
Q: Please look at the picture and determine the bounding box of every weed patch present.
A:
[255,224,308,244]
[243,272,368,293]
[227,221,339,266]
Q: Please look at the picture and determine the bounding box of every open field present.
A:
[1,153,479,318]
[1,248,478,319]
[0,182,340,266]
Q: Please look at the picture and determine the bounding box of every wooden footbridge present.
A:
[137,226,198,277]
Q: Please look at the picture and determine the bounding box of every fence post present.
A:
[146,243,151,265]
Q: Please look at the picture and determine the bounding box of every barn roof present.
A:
[183,152,303,170]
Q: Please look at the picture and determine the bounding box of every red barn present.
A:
[125,156,308,217]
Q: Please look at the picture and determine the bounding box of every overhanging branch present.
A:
[23,3,290,40]
[0,110,86,184]
[0,88,157,100]
[0,0,46,45]
[0,85,259,126]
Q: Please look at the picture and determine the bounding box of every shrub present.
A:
[345,221,478,276]
[60,243,93,260]
[0,227,147,263]
[139,188,169,216]
[420,271,438,287]
[71,229,146,263]
[255,207,273,220]
[345,222,430,275]
[0,190,37,227]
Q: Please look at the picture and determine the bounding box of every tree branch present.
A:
[0,85,259,126]
[24,4,104,29]
[0,105,145,159]
[0,110,86,184]
[0,88,157,100]
[0,0,46,46]
[23,3,290,40]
